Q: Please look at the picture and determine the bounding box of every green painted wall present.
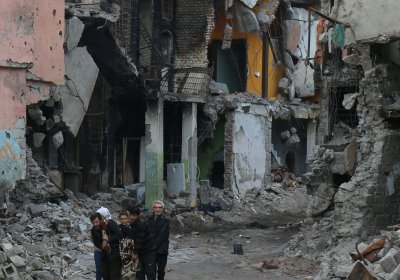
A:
[145,152,164,209]
[198,117,225,180]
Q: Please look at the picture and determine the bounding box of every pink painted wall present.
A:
[0,0,65,183]
[0,0,65,131]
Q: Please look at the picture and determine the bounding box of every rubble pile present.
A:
[271,166,298,189]
[1,157,121,280]
[169,181,309,233]
[311,228,400,280]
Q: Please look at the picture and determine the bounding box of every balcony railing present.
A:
[159,67,212,96]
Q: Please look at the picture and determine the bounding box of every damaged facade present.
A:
[1,0,323,209]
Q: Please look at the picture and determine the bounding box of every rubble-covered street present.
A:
[3,0,400,279]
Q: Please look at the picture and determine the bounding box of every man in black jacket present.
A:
[147,200,169,280]
[97,207,122,280]
[90,212,103,280]
[128,206,156,280]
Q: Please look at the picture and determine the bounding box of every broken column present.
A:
[144,99,164,208]
[181,103,198,191]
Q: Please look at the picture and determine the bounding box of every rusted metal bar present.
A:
[309,7,350,27]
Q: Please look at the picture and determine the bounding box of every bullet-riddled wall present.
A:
[0,0,65,185]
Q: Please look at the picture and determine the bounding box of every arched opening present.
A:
[285,151,295,173]
[161,31,174,66]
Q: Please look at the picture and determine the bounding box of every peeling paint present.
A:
[6,59,33,69]
[232,105,270,197]
[0,130,23,185]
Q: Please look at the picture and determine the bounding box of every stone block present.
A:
[52,131,64,149]
[9,255,26,270]
[345,137,357,176]
[2,263,18,279]
[334,264,353,278]
[380,250,398,273]
[348,261,378,280]
[293,61,315,98]
[0,252,6,264]
[51,217,71,233]
[27,204,46,218]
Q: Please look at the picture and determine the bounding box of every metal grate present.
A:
[159,67,212,96]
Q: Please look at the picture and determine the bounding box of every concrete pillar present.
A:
[139,136,145,183]
[181,103,197,192]
[144,99,164,209]
[307,119,317,163]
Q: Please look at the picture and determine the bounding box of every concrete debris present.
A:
[234,0,260,33]
[52,131,64,149]
[293,61,315,98]
[32,133,46,148]
[271,166,298,188]
[65,17,85,52]
[342,92,359,110]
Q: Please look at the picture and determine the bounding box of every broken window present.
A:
[161,0,173,21]
[161,31,174,66]
[209,40,247,93]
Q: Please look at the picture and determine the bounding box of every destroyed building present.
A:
[0,0,325,209]
[5,0,397,234]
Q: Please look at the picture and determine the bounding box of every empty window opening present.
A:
[209,40,247,93]
[210,161,224,189]
[161,0,174,21]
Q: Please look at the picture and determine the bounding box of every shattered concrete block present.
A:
[53,115,61,124]
[51,217,71,233]
[278,77,289,93]
[344,138,357,176]
[380,248,400,273]
[293,61,315,98]
[63,47,99,136]
[343,54,361,65]
[209,81,229,94]
[330,152,347,175]
[308,183,336,216]
[65,17,85,52]
[342,92,359,110]
[9,255,25,270]
[334,264,353,278]
[290,127,297,134]
[30,258,44,271]
[27,203,46,218]
[348,261,378,280]
[2,263,18,279]
[0,251,6,264]
[52,131,64,149]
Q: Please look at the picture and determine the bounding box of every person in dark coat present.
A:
[128,206,156,280]
[90,212,103,280]
[97,207,123,280]
[119,209,137,279]
[147,200,170,280]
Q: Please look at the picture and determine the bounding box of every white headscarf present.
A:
[96,206,111,220]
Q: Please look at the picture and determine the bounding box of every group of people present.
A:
[90,200,170,280]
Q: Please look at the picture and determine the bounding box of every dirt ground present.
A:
[166,227,319,280]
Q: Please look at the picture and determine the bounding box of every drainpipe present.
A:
[261,31,269,99]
